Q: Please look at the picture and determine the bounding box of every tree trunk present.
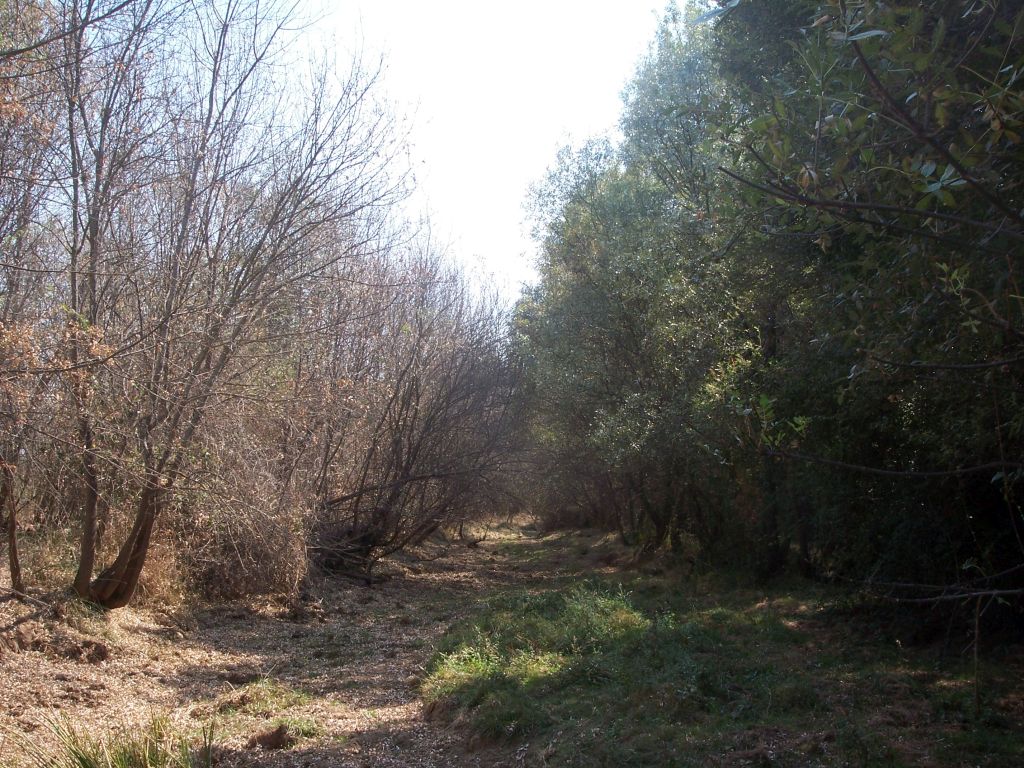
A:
[795,496,814,577]
[669,489,686,555]
[88,476,161,609]
[758,456,786,579]
[73,422,100,598]
[1,462,25,596]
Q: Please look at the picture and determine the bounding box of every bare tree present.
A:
[1,0,519,608]
[78,0,407,607]
[0,0,64,596]
[312,250,522,576]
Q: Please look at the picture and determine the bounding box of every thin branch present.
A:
[861,564,1024,593]
[868,353,1024,372]
[718,166,1024,242]
[0,0,139,60]
[850,38,1023,225]
[882,588,1023,604]
[767,448,1021,479]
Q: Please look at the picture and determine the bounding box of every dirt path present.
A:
[0,523,587,767]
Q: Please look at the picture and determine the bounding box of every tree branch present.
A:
[0,0,138,61]
[766,448,1021,479]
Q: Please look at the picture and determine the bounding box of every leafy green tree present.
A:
[718,0,1024,582]
[519,0,1024,599]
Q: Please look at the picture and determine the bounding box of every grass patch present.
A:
[422,576,1024,766]
[423,582,648,742]
[273,716,321,740]
[16,717,212,768]
[214,678,308,717]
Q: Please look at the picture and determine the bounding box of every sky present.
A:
[320,1,673,297]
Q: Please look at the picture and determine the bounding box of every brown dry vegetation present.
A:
[2,521,1023,767]
[0,523,558,767]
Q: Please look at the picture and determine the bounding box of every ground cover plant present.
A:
[2,521,1022,767]
[15,718,212,768]
[423,567,1024,767]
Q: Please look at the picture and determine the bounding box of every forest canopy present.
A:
[517,0,1024,603]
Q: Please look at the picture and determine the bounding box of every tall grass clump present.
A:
[20,717,212,768]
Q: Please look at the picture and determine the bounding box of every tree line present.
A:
[0,0,520,607]
[4,0,1021,620]
[517,0,1023,614]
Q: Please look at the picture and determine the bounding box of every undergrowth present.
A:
[12,717,212,768]
[213,678,309,717]
[423,582,648,741]
[422,577,1024,767]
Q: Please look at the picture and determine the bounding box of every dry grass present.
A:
[3,519,1020,767]
[0,519,547,768]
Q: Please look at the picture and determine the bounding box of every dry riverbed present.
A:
[0,523,570,767]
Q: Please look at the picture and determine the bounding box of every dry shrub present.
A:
[165,414,311,600]
[135,537,186,607]
[176,490,307,600]
[19,526,79,592]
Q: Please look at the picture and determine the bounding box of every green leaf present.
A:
[931,18,946,52]
[846,30,890,41]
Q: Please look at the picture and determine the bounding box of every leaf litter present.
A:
[0,523,564,767]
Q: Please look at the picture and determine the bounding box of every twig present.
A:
[0,586,51,609]
[862,564,1024,593]
[766,448,1022,478]
[868,354,1024,372]
[717,166,1024,242]
[0,0,138,60]
[883,588,1023,604]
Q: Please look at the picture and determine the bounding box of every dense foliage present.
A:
[518,0,1024,607]
[424,564,1022,766]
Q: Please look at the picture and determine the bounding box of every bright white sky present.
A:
[319,1,674,297]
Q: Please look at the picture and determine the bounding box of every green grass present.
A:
[273,716,321,739]
[15,717,212,768]
[214,678,308,716]
[422,581,650,742]
[422,577,1024,767]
